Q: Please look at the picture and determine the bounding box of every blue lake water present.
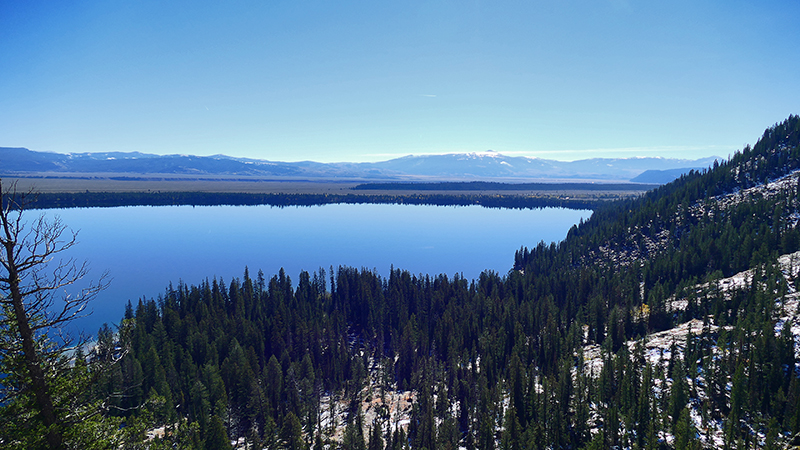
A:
[41,204,591,333]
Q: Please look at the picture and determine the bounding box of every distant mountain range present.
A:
[0,147,721,183]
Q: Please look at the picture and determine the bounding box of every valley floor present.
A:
[2,172,653,199]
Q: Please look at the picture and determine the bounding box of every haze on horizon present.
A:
[1,1,798,164]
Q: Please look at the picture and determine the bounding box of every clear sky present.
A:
[1,1,798,163]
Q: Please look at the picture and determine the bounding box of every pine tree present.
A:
[205,414,233,450]
[368,420,385,450]
[342,409,366,450]
[673,407,696,450]
[281,412,306,450]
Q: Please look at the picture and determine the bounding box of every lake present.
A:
[40,204,592,333]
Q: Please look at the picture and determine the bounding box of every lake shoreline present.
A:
[26,190,601,210]
[3,173,653,210]
[44,203,593,333]
[2,172,655,193]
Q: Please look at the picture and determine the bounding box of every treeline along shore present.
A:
[353,181,659,191]
[23,191,601,210]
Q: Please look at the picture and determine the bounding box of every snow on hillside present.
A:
[318,368,416,445]
[690,170,800,224]
[581,250,800,448]
[587,168,800,271]
[307,250,800,448]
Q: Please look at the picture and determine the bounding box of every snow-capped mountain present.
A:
[0,147,720,183]
[374,151,720,180]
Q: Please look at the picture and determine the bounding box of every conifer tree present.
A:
[205,414,233,450]
[281,411,306,450]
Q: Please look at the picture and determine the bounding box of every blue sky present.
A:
[1,1,798,163]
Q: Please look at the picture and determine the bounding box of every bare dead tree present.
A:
[0,179,109,449]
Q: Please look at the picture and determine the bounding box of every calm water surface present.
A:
[44,204,591,333]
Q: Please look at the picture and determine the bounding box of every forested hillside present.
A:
[4,116,800,449]
[89,115,798,449]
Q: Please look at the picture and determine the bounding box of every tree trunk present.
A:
[4,241,63,450]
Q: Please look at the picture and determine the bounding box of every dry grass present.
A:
[2,173,652,199]
[2,173,358,194]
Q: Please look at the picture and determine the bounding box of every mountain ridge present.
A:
[0,146,720,183]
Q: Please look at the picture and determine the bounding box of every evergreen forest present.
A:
[2,115,800,449]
